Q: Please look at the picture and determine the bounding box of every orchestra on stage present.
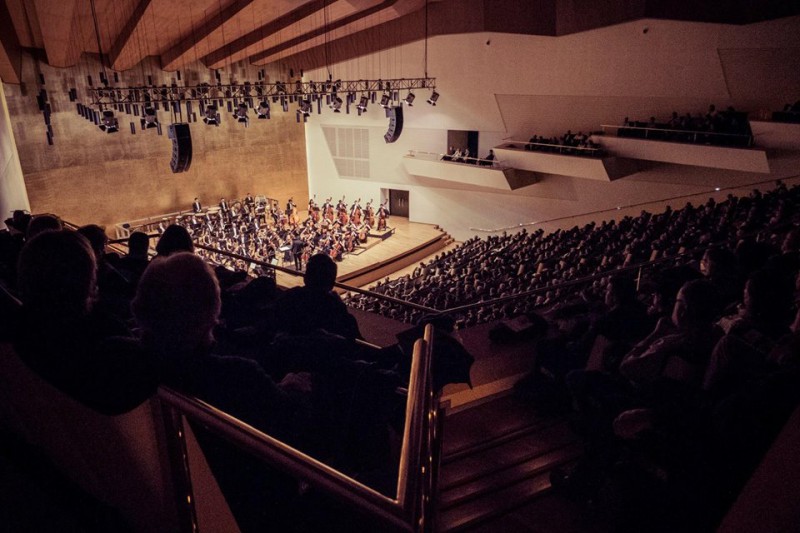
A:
[172,194,391,272]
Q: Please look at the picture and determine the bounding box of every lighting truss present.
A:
[86,78,436,107]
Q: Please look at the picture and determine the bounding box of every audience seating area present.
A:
[0,178,798,531]
[349,183,800,327]
[617,105,753,147]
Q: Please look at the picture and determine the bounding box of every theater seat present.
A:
[0,342,179,533]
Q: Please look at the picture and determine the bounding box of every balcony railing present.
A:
[158,324,441,532]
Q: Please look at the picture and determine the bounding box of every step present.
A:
[440,442,583,510]
[441,421,579,491]
[438,470,553,532]
[443,395,557,460]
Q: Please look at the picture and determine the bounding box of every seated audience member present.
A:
[26,214,63,240]
[78,224,132,314]
[274,253,362,340]
[116,231,150,289]
[619,279,720,387]
[704,269,794,397]
[132,252,312,533]
[481,149,496,166]
[155,224,194,257]
[537,276,652,382]
[14,230,156,415]
[699,247,742,312]
[554,281,722,509]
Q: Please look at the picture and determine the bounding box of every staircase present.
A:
[437,394,583,532]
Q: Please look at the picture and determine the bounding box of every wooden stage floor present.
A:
[274,217,446,289]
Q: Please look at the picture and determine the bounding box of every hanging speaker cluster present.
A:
[384,106,403,143]
[168,123,192,173]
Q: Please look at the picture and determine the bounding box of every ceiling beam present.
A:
[159,0,256,72]
[199,0,326,70]
[107,0,153,71]
[33,0,81,67]
[245,0,399,67]
[0,0,22,83]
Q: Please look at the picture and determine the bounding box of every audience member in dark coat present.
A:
[13,230,156,415]
[275,253,362,340]
[132,252,312,533]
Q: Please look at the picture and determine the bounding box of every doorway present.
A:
[389,189,409,217]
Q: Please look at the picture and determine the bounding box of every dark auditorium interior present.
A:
[2,0,800,531]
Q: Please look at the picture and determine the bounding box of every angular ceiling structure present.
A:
[2,0,799,84]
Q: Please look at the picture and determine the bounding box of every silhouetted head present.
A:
[671,280,719,330]
[133,252,220,354]
[127,231,150,258]
[26,214,63,240]
[304,253,337,290]
[155,224,194,256]
[77,224,108,259]
[18,230,96,318]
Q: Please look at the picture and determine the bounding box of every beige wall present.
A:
[5,54,308,228]
[0,81,29,229]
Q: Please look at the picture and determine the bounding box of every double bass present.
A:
[365,200,376,227]
[377,201,389,231]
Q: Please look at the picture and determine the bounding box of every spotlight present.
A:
[234,102,249,125]
[330,95,343,113]
[298,98,312,116]
[380,93,390,108]
[99,110,119,133]
[403,92,415,106]
[357,96,369,112]
[256,101,270,119]
[427,91,439,106]
[140,106,158,130]
[203,105,221,126]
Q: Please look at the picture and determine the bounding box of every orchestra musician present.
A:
[365,200,376,227]
[286,197,297,226]
[377,201,389,230]
[350,198,362,225]
[192,197,202,213]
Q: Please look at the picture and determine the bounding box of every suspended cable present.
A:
[89,0,107,79]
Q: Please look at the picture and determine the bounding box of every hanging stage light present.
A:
[99,110,119,133]
[403,92,415,106]
[298,98,312,116]
[140,106,159,129]
[357,96,369,112]
[203,105,221,126]
[380,93,391,108]
[330,95,343,113]
[234,102,249,125]
[256,101,270,119]
[427,91,439,106]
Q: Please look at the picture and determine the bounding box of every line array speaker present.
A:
[168,123,192,173]
[384,106,403,143]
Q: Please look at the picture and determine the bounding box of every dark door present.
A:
[389,189,409,217]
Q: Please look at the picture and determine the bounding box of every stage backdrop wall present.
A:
[4,55,308,229]
[304,16,800,241]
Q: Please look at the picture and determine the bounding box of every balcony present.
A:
[492,141,638,182]
[403,151,538,191]
[594,125,770,174]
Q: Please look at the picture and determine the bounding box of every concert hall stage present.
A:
[274,217,450,290]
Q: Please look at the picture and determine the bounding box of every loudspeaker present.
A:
[384,106,403,143]
[168,123,192,173]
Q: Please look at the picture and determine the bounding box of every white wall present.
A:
[304,16,800,241]
[0,82,30,230]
